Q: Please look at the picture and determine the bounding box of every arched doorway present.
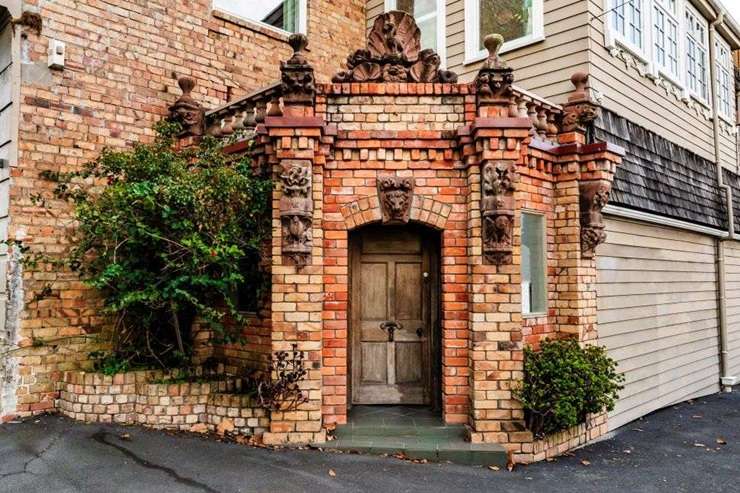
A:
[349,223,441,409]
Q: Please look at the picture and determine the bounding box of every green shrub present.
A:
[43,121,271,371]
[515,338,624,438]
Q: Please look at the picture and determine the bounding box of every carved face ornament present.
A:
[378,176,414,223]
[281,166,311,197]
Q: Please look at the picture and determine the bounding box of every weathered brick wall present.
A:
[7,0,365,418]
[58,370,269,435]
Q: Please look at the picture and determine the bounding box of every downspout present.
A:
[709,13,736,392]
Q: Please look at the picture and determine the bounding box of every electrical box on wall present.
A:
[47,39,65,69]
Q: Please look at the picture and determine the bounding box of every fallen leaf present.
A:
[119,433,131,441]
[580,459,591,466]
[190,423,208,434]
[716,438,727,445]
[328,469,336,478]
[507,463,515,472]
[691,415,703,419]
[623,449,632,454]
[693,443,706,448]
[488,465,500,471]
[216,419,234,436]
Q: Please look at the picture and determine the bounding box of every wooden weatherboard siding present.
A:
[587,0,737,169]
[597,217,721,431]
[723,241,740,380]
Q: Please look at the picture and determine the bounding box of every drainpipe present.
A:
[709,13,736,392]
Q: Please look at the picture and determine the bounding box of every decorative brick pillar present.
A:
[261,35,329,445]
[466,35,533,443]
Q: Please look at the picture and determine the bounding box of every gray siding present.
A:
[597,217,721,431]
[723,241,740,379]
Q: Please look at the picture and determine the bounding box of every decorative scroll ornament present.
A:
[280,161,313,267]
[580,180,612,258]
[378,176,414,224]
[475,34,514,104]
[169,77,205,137]
[561,73,599,134]
[332,11,458,83]
[281,34,315,105]
[481,161,518,265]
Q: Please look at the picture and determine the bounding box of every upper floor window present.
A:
[652,0,679,79]
[386,0,446,63]
[610,0,645,53]
[213,0,307,35]
[715,36,735,121]
[464,0,544,64]
[685,4,709,102]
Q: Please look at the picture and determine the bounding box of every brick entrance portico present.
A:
[215,12,625,462]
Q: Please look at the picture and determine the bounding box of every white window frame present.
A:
[606,0,651,63]
[385,0,447,68]
[651,0,681,85]
[521,211,547,317]
[684,2,710,106]
[714,35,735,123]
[463,0,545,65]
[212,0,308,36]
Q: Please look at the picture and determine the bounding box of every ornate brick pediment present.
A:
[378,176,414,224]
[332,11,457,83]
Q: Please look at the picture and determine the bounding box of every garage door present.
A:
[596,217,721,431]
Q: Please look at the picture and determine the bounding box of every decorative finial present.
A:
[281,34,315,105]
[169,76,205,137]
[286,33,309,66]
[482,33,507,69]
[569,72,589,102]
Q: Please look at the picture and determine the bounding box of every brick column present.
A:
[466,34,532,442]
[261,34,329,445]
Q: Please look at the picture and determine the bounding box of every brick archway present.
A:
[339,195,453,231]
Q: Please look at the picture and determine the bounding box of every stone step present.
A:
[319,424,508,466]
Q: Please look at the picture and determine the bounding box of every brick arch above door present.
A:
[339,195,453,231]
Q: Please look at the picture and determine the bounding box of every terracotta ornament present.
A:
[475,34,514,105]
[378,176,414,224]
[168,76,205,137]
[332,11,457,83]
[561,72,599,134]
[481,161,518,265]
[281,34,315,106]
[580,180,612,258]
[280,161,313,267]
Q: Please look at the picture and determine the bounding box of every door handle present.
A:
[416,328,423,338]
[379,321,402,342]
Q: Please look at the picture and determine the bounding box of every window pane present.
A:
[395,0,438,52]
[521,213,546,314]
[479,0,533,50]
[213,0,302,33]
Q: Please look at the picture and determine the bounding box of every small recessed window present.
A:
[521,212,546,315]
[213,0,307,35]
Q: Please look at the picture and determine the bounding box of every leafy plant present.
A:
[45,121,271,371]
[515,338,624,438]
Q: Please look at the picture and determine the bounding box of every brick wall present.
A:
[6,0,365,419]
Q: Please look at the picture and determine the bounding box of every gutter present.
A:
[709,12,738,391]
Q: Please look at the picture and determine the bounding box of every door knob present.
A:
[379,321,402,342]
[416,328,423,338]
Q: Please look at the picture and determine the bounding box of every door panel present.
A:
[351,226,436,405]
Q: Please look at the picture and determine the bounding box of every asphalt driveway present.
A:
[1,390,738,493]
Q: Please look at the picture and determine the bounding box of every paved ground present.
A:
[1,390,738,493]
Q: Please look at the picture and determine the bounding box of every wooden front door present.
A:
[351,225,438,405]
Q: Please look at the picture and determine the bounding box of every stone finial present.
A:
[482,34,507,70]
[281,34,315,106]
[561,72,598,134]
[568,72,590,103]
[475,33,514,105]
[331,11,458,83]
[168,76,205,137]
